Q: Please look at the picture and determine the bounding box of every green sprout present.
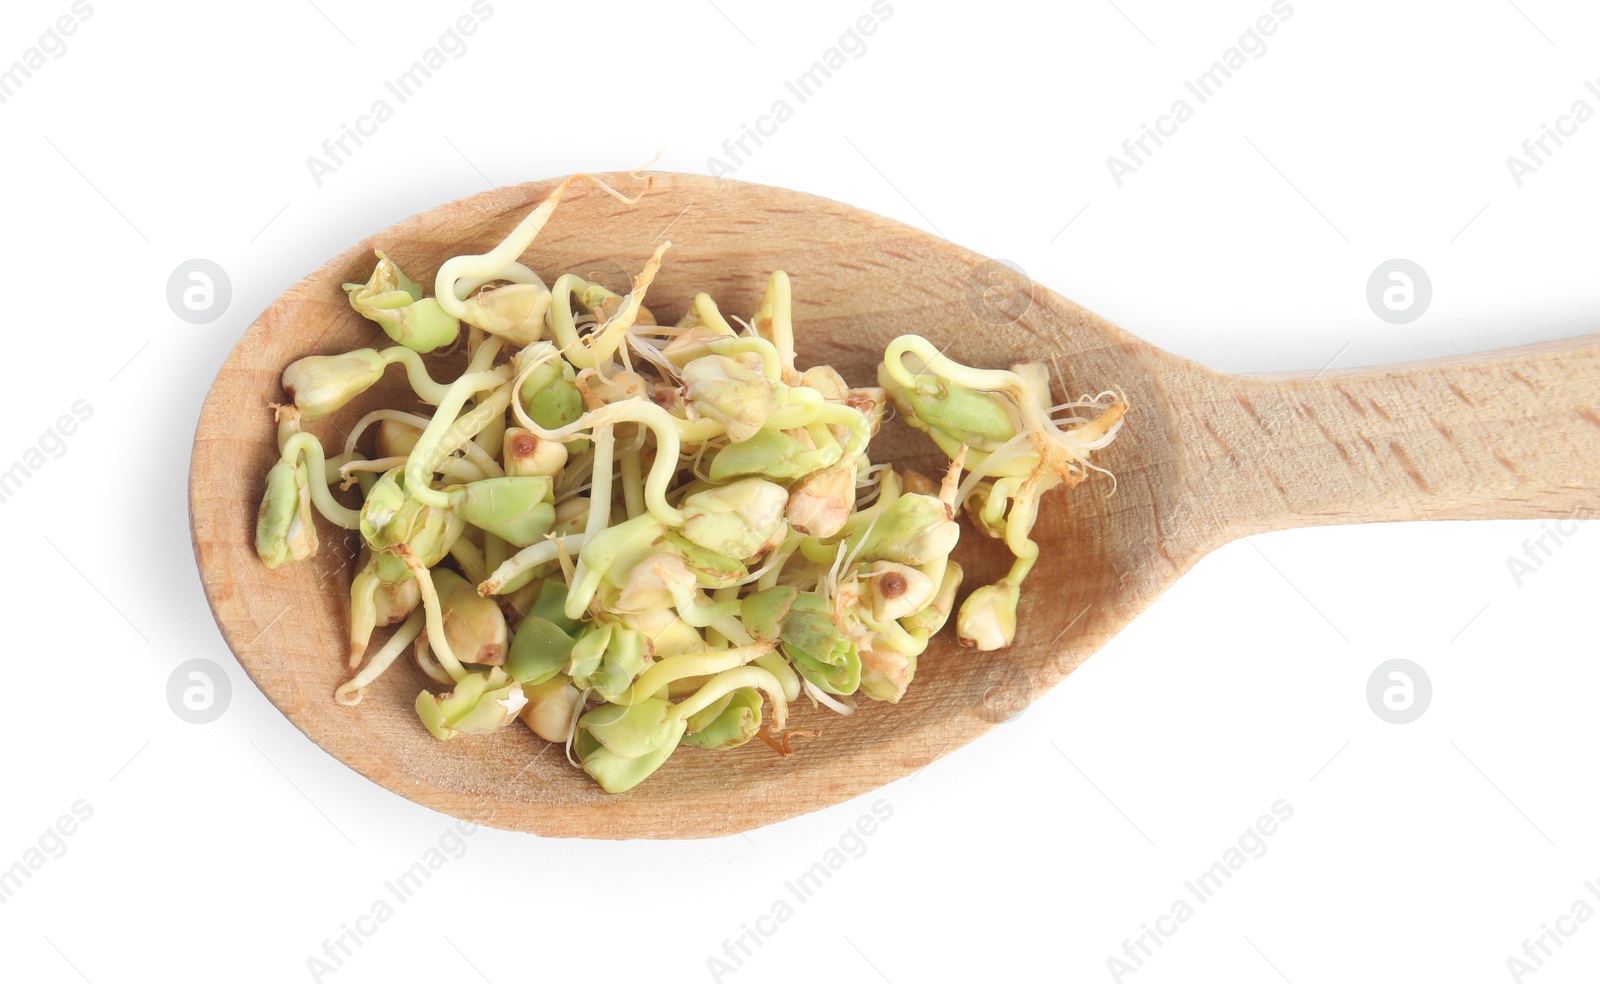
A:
[281,350,388,420]
[574,651,788,792]
[680,478,788,560]
[445,475,555,548]
[566,623,649,701]
[415,666,527,740]
[256,459,318,569]
[345,250,460,353]
[854,492,961,567]
[742,587,861,697]
[505,610,579,687]
[460,281,551,347]
[682,354,782,443]
[708,426,844,482]
[517,346,586,434]
[681,687,764,750]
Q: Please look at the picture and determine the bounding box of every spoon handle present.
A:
[1174,334,1600,533]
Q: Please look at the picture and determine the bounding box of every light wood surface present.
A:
[189,172,1600,838]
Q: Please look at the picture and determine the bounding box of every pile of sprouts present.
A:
[256,174,1127,793]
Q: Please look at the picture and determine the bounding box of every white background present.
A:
[2,1,1598,982]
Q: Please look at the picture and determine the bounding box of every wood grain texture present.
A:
[189,172,1600,838]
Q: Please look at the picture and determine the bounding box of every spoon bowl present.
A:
[190,172,1600,837]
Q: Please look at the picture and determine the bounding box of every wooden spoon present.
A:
[190,172,1600,838]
